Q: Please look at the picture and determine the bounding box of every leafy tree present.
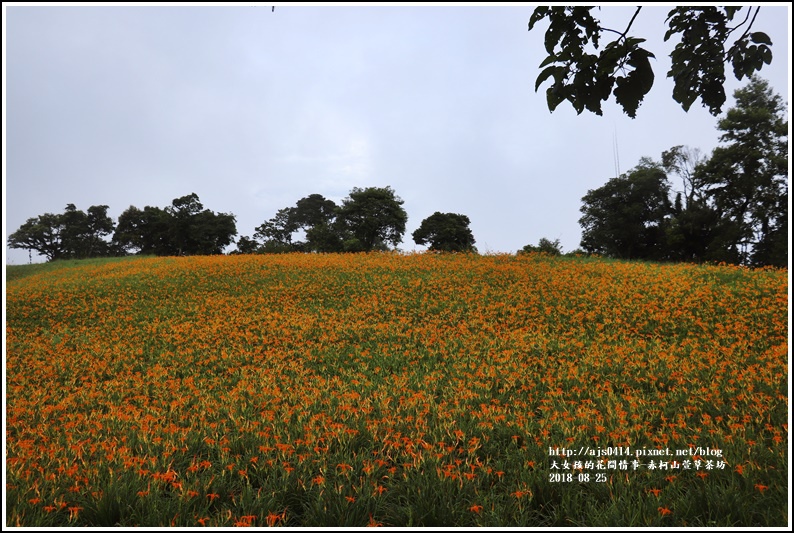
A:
[579,159,674,260]
[113,205,175,255]
[84,205,117,256]
[664,197,739,264]
[160,193,237,255]
[520,238,563,256]
[60,204,90,258]
[233,235,260,255]
[253,194,341,253]
[292,194,338,229]
[661,145,708,206]
[335,186,408,251]
[305,222,344,253]
[190,209,237,255]
[528,6,774,117]
[253,189,407,254]
[412,212,476,252]
[694,76,788,266]
[59,204,115,258]
[254,207,300,253]
[9,204,115,261]
[8,212,66,262]
[113,194,237,256]
[166,193,203,255]
[658,146,729,263]
[293,194,342,252]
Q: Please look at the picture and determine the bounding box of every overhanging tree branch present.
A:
[601,7,642,41]
[529,6,775,118]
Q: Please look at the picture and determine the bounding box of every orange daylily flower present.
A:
[5,253,786,527]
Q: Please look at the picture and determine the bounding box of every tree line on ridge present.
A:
[9,77,787,267]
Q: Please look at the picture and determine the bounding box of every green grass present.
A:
[6,255,156,283]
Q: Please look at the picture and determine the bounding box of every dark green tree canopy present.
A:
[8,213,66,262]
[293,194,338,229]
[579,159,673,259]
[336,186,408,251]
[520,238,563,256]
[252,194,340,253]
[412,212,476,252]
[252,188,409,254]
[60,203,115,259]
[528,6,774,117]
[166,193,236,255]
[254,207,299,252]
[167,193,204,218]
[114,205,174,255]
[694,76,788,266]
[233,235,260,255]
[190,209,237,255]
[113,193,237,256]
[577,77,786,267]
[9,204,115,261]
[661,145,707,205]
[292,194,340,252]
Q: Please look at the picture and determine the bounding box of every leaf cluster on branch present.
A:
[528,6,774,118]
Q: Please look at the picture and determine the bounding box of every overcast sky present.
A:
[3,3,791,264]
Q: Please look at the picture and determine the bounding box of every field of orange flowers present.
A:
[5,253,789,527]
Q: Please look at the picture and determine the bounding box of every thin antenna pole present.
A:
[613,126,621,178]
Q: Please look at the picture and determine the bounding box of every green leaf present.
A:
[544,18,566,54]
[597,43,624,76]
[528,7,551,31]
[761,46,773,65]
[701,80,726,115]
[538,55,558,68]
[571,93,586,115]
[631,51,655,93]
[664,8,689,40]
[535,65,560,92]
[624,37,647,48]
[546,87,564,112]
[724,6,741,20]
[750,32,772,45]
[614,48,656,118]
